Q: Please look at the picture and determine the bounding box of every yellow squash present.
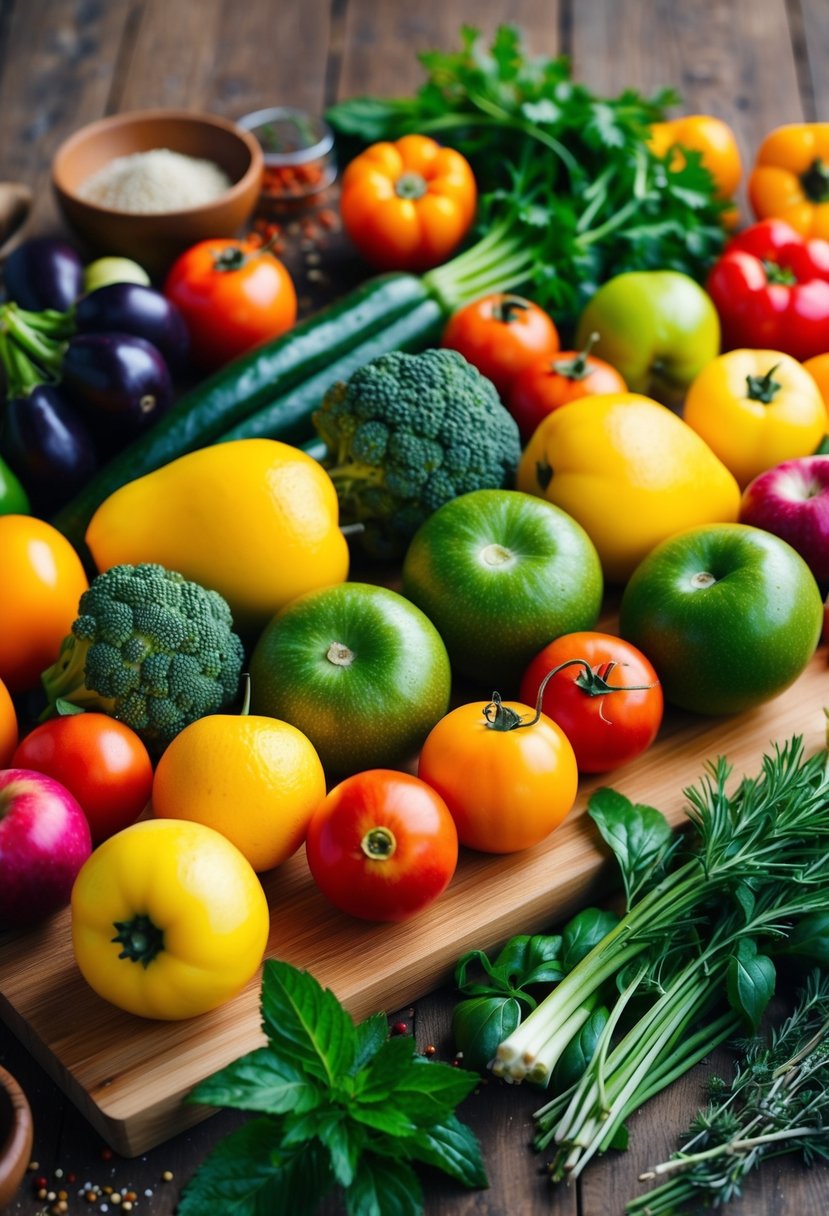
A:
[516,393,741,583]
[85,438,349,633]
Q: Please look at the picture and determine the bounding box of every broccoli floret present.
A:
[40,563,245,754]
[312,348,521,555]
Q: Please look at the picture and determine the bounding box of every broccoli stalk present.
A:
[40,563,246,754]
[313,348,521,557]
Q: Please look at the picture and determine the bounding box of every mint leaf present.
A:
[387,1055,480,1126]
[350,1101,417,1138]
[189,1047,320,1115]
[353,1012,393,1073]
[346,1154,423,1216]
[404,1115,488,1187]
[355,1034,418,1104]
[588,788,676,908]
[260,959,356,1086]
[178,1118,333,1216]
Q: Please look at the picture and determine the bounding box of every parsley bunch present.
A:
[178,960,487,1216]
[328,24,728,327]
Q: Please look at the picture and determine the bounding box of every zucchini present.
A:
[52,272,431,547]
[217,297,444,444]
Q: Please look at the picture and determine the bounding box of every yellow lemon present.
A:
[85,438,349,632]
[517,393,741,583]
[151,710,326,873]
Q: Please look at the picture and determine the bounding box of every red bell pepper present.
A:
[706,218,829,360]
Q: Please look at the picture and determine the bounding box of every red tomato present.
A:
[417,698,578,853]
[508,340,628,442]
[163,237,297,370]
[12,713,154,843]
[519,632,663,774]
[440,293,560,396]
[305,770,458,922]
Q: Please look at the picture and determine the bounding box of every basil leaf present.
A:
[189,1046,320,1115]
[588,787,675,909]
[452,996,521,1074]
[780,911,829,966]
[260,959,357,1085]
[404,1114,488,1187]
[177,1118,333,1216]
[553,1006,610,1092]
[561,908,620,973]
[727,939,777,1031]
[346,1154,423,1216]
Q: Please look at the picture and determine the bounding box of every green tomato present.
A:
[619,523,823,716]
[0,456,30,515]
[401,489,603,692]
[248,582,451,777]
[575,270,720,404]
[83,256,151,293]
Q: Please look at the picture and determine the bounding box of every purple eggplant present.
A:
[0,383,98,512]
[61,332,173,438]
[74,283,190,369]
[3,237,84,312]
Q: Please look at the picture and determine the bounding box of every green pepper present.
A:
[0,455,29,515]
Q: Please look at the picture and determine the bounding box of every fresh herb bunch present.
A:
[629,969,829,1214]
[327,24,728,326]
[490,737,829,1182]
[178,960,487,1216]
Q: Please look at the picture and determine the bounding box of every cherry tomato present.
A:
[305,769,458,922]
[507,335,629,441]
[163,237,297,370]
[519,632,663,774]
[12,712,154,844]
[339,134,477,272]
[417,697,578,853]
[441,293,560,396]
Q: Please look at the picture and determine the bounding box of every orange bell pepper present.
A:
[748,123,829,239]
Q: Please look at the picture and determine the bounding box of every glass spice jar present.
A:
[236,106,337,216]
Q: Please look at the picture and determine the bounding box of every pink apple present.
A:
[739,455,829,585]
[0,768,92,929]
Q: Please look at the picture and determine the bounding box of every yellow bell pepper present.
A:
[749,123,829,239]
[71,818,270,1020]
[648,114,742,202]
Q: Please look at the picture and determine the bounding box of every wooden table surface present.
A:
[2,1,829,1214]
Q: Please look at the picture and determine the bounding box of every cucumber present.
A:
[217,297,444,444]
[52,272,432,547]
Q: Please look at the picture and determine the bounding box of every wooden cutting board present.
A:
[1,648,827,1156]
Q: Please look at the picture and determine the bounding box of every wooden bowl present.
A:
[52,109,264,278]
[0,1066,33,1210]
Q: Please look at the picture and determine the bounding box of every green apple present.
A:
[618,523,822,716]
[574,270,720,405]
[83,256,151,294]
[401,488,603,692]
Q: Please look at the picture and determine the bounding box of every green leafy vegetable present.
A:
[179,960,487,1216]
[588,788,680,910]
[327,24,727,327]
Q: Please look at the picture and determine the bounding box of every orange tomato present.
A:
[802,353,829,416]
[748,123,829,240]
[339,134,477,272]
[0,676,18,767]
[417,697,578,854]
[0,516,88,693]
[648,114,743,201]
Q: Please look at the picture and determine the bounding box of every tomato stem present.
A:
[361,825,397,860]
[483,659,658,734]
[491,294,531,324]
[745,363,782,404]
[111,913,165,968]
[552,332,600,381]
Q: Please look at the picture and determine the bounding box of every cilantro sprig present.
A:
[328,24,728,328]
[178,960,487,1216]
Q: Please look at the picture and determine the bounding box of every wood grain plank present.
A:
[114,0,332,119]
[335,0,561,102]
[0,0,136,233]
[798,0,829,118]
[2,646,827,1157]
[568,0,805,225]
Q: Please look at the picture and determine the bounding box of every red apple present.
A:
[739,455,829,585]
[0,768,92,928]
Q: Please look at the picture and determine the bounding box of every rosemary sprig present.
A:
[628,970,829,1214]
